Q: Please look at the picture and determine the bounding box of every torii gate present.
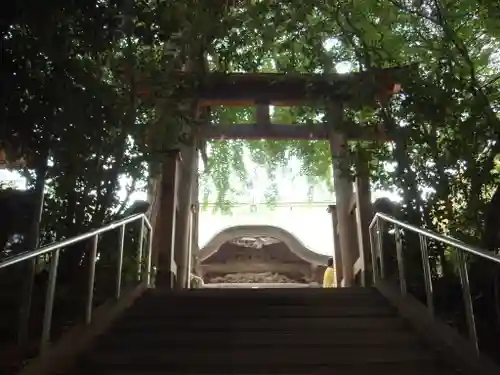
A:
[137,68,406,289]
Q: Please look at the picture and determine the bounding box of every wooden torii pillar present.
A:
[327,204,343,286]
[188,170,200,288]
[327,157,373,287]
[173,144,197,289]
[326,103,357,287]
[149,144,197,290]
[151,150,181,288]
[352,155,373,286]
[327,130,383,287]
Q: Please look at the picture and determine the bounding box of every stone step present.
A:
[84,345,436,367]
[150,287,380,297]
[128,289,388,310]
[123,304,396,318]
[131,299,387,311]
[132,295,387,307]
[71,369,455,375]
[109,316,408,331]
[62,289,461,375]
[70,364,457,375]
[93,330,422,350]
[202,282,312,288]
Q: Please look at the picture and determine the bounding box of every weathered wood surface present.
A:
[135,67,408,107]
[201,122,390,140]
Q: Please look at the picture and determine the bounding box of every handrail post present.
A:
[116,224,125,299]
[376,219,386,279]
[40,250,60,354]
[17,257,36,347]
[368,224,379,283]
[394,225,407,295]
[457,250,479,354]
[85,235,99,325]
[0,213,154,349]
[137,217,145,281]
[146,226,153,287]
[419,234,434,316]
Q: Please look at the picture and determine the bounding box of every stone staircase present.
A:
[65,287,460,375]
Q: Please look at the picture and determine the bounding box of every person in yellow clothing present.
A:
[323,257,336,288]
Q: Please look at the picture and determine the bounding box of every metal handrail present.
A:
[369,212,500,265]
[369,212,500,355]
[0,213,153,354]
[0,213,152,269]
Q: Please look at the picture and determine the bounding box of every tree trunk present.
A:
[17,150,48,347]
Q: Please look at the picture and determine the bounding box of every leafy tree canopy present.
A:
[0,0,499,246]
